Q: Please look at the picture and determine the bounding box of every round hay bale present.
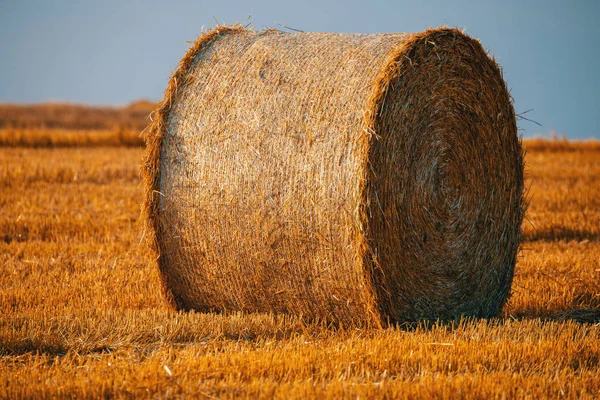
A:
[142,25,525,326]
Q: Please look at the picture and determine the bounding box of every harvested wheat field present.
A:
[0,128,598,398]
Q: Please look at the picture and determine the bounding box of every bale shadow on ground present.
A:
[544,309,600,324]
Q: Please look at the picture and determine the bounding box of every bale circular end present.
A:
[365,29,524,321]
[142,26,524,325]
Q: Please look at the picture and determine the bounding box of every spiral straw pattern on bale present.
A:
[142,26,525,326]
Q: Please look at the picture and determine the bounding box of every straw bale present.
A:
[142,26,525,326]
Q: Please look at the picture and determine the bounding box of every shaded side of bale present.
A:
[364,29,524,322]
[142,26,524,326]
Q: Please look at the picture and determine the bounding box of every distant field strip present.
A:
[0,128,143,147]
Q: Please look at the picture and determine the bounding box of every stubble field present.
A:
[0,126,599,398]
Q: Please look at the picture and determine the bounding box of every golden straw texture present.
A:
[142,26,524,326]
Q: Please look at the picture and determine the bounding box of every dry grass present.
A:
[522,148,600,242]
[0,139,599,398]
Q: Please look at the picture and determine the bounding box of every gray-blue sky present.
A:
[1,0,598,138]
